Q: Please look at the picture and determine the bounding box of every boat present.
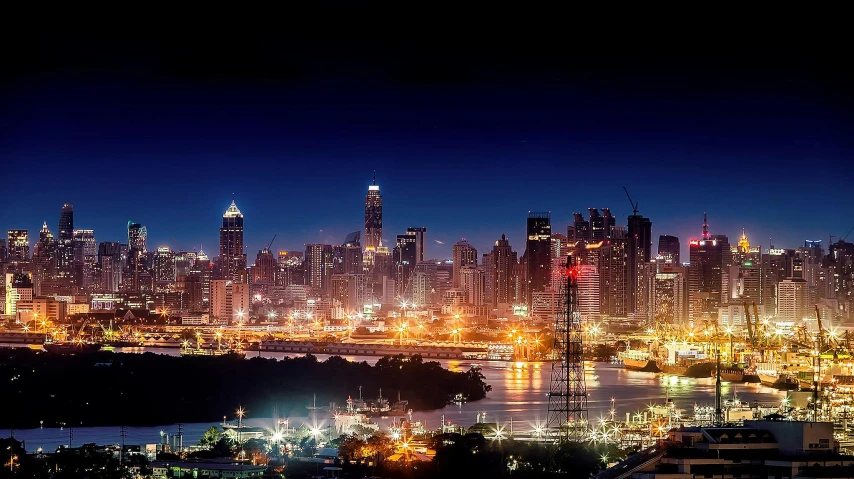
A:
[181,348,245,358]
[104,339,143,348]
[43,340,102,354]
[334,397,380,435]
[619,349,661,372]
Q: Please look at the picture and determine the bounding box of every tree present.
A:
[337,434,367,461]
[198,426,220,449]
[365,432,395,460]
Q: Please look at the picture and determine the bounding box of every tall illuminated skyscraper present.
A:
[491,234,517,306]
[364,173,383,252]
[57,203,74,281]
[452,239,478,288]
[219,199,246,281]
[525,212,552,305]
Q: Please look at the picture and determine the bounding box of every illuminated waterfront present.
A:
[7,350,787,452]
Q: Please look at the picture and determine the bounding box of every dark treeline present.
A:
[0,349,490,429]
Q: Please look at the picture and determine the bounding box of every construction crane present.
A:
[752,302,762,345]
[623,186,639,215]
[815,305,824,352]
[266,234,277,252]
[743,303,755,347]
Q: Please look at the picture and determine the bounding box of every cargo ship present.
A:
[619,349,661,372]
[43,339,102,354]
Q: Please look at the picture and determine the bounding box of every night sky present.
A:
[1,18,851,260]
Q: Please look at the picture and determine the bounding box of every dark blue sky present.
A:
[1,22,851,260]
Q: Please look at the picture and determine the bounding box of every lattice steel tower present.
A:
[547,255,588,441]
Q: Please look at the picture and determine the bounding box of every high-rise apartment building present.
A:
[688,216,725,322]
[452,239,478,288]
[491,234,517,306]
[189,250,212,311]
[573,213,590,244]
[658,235,681,265]
[777,278,808,322]
[33,222,57,292]
[153,247,176,284]
[4,273,33,316]
[331,273,367,312]
[761,247,792,316]
[210,279,249,324]
[460,266,485,306]
[98,241,123,292]
[577,264,600,320]
[589,208,615,242]
[393,234,417,297]
[219,200,246,281]
[406,227,427,265]
[0,239,6,261]
[364,174,383,252]
[525,212,552,305]
[72,229,97,289]
[627,213,652,314]
[252,248,277,284]
[305,244,334,295]
[7,230,29,261]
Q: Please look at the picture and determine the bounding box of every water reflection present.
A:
[8,351,788,452]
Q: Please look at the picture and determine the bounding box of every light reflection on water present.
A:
[7,349,787,451]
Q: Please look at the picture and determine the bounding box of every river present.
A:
[6,348,788,452]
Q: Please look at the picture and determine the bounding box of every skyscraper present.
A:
[57,203,74,281]
[589,208,615,242]
[573,213,590,244]
[305,244,334,295]
[658,235,681,264]
[219,199,246,281]
[406,227,427,265]
[252,248,277,283]
[72,229,97,289]
[452,239,478,287]
[127,222,147,252]
[7,230,29,261]
[627,213,653,314]
[491,234,518,306]
[153,247,176,284]
[32,222,57,294]
[364,173,383,251]
[688,214,724,322]
[393,234,417,297]
[98,241,123,292]
[58,203,74,240]
[526,212,552,305]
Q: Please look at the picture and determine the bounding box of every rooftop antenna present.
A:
[373,170,376,185]
[702,212,710,240]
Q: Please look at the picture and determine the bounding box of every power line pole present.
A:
[69,428,73,449]
[547,256,588,442]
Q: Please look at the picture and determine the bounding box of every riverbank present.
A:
[0,348,490,429]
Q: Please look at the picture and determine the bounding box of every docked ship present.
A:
[181,348,246,358]
[756,363,800,390]
[43,338,102,354]
[334,397,380,435]
[619,349,661,373]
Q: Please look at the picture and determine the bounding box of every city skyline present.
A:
[1,187,848,263]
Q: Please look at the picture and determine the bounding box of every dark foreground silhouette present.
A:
[0,349,490,428]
